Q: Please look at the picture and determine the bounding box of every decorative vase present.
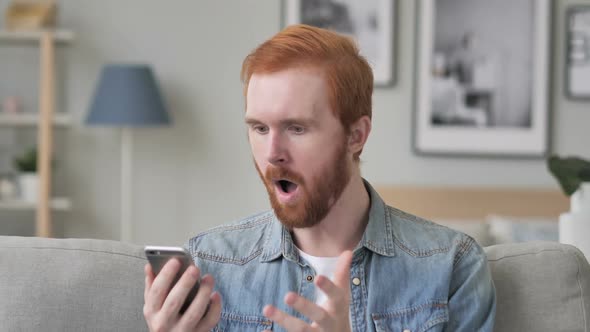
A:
[559,182,590,259]
[18,173,39,203]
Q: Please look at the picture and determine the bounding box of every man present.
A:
[143,24,496,332]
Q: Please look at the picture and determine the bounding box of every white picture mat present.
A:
[566,7,590,98]
[284,0,395,85]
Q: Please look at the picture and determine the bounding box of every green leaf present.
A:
[12,146,37,173]
[547,155,590,196]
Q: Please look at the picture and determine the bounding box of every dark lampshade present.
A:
[86,64,171,126]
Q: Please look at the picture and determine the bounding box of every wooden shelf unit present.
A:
[0,29,74,43]
[0,198,71,211]
[0,29,74,237]
[0,113,71,127]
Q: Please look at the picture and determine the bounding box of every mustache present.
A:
[265,165,304,185]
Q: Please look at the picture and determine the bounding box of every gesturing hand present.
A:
[262,250,353,332]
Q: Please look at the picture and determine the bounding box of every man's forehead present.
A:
[245,99,325,123]
[246,69,330,118]
[247,68,326,92]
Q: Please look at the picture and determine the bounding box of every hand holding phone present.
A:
[144,246,199,314]
[143,246,221,331]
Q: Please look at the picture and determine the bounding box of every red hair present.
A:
[241,24,373,139]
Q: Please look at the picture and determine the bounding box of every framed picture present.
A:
[566,6,590,99]
[413,0,551,157]
[283,0,396,86]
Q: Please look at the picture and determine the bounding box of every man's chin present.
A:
[277,216,315,229]
[272,205,308,228]
[274,206,326,229]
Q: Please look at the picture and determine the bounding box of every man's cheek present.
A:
[251,149,265,166]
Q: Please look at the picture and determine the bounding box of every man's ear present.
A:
[347,115,371,155]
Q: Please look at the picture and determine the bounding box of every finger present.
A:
[194,291,222,331]
[146,258,181,312]
[145,262,155,279]
[263,304,311,331]
[144,263,154,302]
[332,250,353,288]
[315,275,347,305]
[284,292,330,326]
[161,265,200,316]
[178,274,216,328]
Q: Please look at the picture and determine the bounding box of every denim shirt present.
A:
[186,181,496,332]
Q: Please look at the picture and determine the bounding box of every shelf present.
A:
[0,113,72,127]
[0,29,74,44]
[0,197,71,211]
[0,24,74,237]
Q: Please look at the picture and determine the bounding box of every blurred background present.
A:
[0,0,588,246]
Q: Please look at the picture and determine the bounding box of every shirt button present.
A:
[306,275,313,282]
[352,277,361,286]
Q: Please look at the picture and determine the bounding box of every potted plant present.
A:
[13,146,38,203]
[547,155,590,196]
[547,155,590,258]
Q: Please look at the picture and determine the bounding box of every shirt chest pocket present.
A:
[212,312,273,332]
[371,300,448,332]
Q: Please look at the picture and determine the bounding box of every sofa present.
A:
[435,216,560,247]
[0,235,589,331]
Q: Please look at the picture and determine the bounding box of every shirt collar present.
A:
[260,214,297,263]
[260,178,396,263]
[358,179,396,257]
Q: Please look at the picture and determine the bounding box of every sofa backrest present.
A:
[486,241,590,332]
[0,236,147,331]
[1,236,589,331]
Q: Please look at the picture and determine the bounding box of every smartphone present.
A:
[145,246,199,314]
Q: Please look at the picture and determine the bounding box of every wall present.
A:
[0,0,588,245]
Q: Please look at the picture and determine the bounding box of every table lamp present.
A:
[86,64,171,242]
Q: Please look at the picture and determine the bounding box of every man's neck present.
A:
[291,174,370,257]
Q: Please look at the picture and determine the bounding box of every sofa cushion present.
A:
[0,236,147,331]
[434,219,493,247]
[486,215,558,244]
[485,242,590,332]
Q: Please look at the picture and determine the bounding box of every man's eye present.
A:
[254,126,268,134]
[289,126,305,134]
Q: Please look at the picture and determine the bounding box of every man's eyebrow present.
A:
[244,117,263,125]
[244,117,317,126]
[281,118,316,127]
[280,117,317,127]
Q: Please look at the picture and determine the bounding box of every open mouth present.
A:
[276,179,298,194]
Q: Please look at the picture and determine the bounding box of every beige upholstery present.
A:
[0,236,588,331]
[485,242,590,332]
[0,236,147,331]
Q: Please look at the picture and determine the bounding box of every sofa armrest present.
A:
[486,242,590,332]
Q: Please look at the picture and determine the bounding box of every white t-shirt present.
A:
[297,248,340,305]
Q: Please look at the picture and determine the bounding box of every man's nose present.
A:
[267,132,288,165]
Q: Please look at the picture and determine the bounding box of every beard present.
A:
[255,139,351,229]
